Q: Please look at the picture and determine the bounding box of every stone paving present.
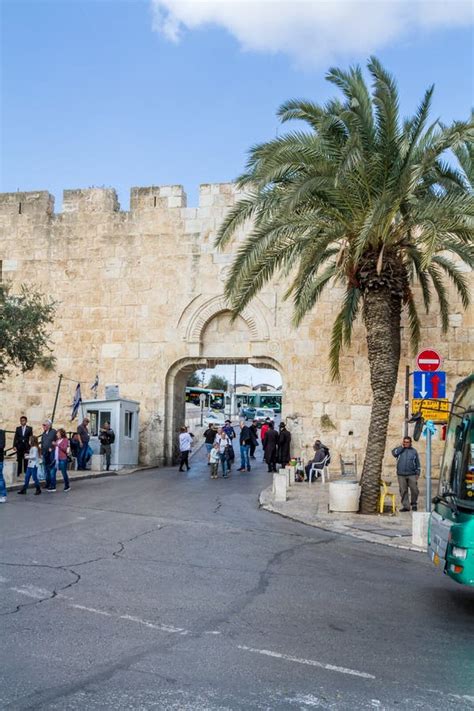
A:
[259,474,434,553]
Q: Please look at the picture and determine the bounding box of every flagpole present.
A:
[51,374,63,425]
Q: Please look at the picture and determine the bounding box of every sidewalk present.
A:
[260,475,433,553]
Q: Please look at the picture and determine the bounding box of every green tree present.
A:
[0,283,56,382]
[216,58,474,513]
[186,371,201,387]
[207,374,229,391]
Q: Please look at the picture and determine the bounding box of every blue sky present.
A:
[1,0,473,210]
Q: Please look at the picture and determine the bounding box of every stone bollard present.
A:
[288,465,296,484]
[273,471,287,503]
[412,511,430,549]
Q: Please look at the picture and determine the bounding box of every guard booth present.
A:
[80,391,140,470]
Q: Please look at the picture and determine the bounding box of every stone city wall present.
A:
[0,184,472,473]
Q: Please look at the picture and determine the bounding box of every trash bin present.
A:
[329,480,361,512]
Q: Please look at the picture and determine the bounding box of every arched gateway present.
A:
[165,297,282,463]
[0,183,470,472]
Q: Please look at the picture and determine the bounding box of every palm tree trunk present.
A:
[359,287,401,514]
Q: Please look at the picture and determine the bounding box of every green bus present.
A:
[428,374,474,587]
[237,391,282,414]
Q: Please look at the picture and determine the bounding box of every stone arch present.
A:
[179,294,271,344]
[163,353,284,465]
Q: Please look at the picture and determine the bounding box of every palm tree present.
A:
[215,57,474,513]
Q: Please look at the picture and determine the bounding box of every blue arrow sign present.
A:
[413,371,446,399]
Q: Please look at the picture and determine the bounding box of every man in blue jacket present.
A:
[392,436,421,512]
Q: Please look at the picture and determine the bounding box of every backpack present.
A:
[322,446,331,465]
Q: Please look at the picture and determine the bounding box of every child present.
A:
[209,442,220,479]
[18,435,41,495]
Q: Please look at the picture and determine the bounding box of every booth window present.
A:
[124,411,133,438]
[87,410,99,437]
[99,411,111,430]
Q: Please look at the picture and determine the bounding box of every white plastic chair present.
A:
[308,455,330,485]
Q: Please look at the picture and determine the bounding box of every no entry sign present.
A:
[417,349,441,372]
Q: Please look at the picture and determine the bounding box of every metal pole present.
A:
[51,374,63,425]
[426,428,432,513]
[200,399,203,427]
[404,365,410,438]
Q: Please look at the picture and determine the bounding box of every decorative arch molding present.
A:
[180,294,271,343]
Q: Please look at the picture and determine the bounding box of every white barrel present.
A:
[329,480,361,512]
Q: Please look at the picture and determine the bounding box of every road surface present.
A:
[1,447,473,709]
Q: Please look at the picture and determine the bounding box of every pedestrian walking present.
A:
[17,436,41,495]
[40,419,57,489]
[51,428,71,492]
[237,420,252,472]
[249,420,259,459]
[263,421,279,473]
[76,417,90,470]
[215,426,231,478]
[260,418,271,450]
[99,421,115,471]
[223,420,236,467]
[178,426,193,471]
[209,442,220,479]
[0,428,7,503]
[13,416,33,478]
[392,436,421,511]
[203,425,217,463]
[277,422,292,467]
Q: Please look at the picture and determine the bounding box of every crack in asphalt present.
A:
[0,525,164,616]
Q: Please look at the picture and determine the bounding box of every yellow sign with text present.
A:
[411,398,450,422]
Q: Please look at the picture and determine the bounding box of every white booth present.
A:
[81,393,140,471]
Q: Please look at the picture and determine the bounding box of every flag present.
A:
[70,383,82,421]
[90,374,99,397]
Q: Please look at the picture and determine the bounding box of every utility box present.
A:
[80,397,140,470]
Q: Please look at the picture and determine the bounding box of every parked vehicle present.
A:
[428,374,474,587]
[254,408,275,427]
[240,406,256,420]
[204,411,226,427]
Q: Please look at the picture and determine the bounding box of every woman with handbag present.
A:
[51,428,71,492]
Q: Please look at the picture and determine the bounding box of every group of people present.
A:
[0,416,115,502]
[184,417,293,479]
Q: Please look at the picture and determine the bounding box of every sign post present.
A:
[199,393,206,427]
[425,426,432,513]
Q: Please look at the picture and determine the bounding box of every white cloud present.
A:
[150,0,473,65]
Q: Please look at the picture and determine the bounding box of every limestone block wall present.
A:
[0,184,472,475]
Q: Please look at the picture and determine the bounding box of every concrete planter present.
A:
[329,480,361,512]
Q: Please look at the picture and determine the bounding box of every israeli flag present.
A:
[70,383,82,421]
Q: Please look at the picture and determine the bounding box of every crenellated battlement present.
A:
[0,183,241,216]
[0,191,54,216]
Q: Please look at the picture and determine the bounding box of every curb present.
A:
[5,464,160,492]
[258,487,425,554]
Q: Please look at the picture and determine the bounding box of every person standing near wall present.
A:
[0,428,7,503]
[40,419,57,489]
[263,421,279,473]
[277,422,292,467]
[99,421,115,471]
[392,436,421,512]
[52,428,71,492]
[178,426,192,472]
[76,417,90,471]
[13,416,32,478]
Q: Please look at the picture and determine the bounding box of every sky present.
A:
[1,0,473,210]
[1,0,472,387]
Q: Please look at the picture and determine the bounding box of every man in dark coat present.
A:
[263,421,279,473]
[40,419,57,489]
[277,422,291,467]
[13,416,33,477]
[249,420,259,459]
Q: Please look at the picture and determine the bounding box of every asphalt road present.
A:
[1,445,473,710]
